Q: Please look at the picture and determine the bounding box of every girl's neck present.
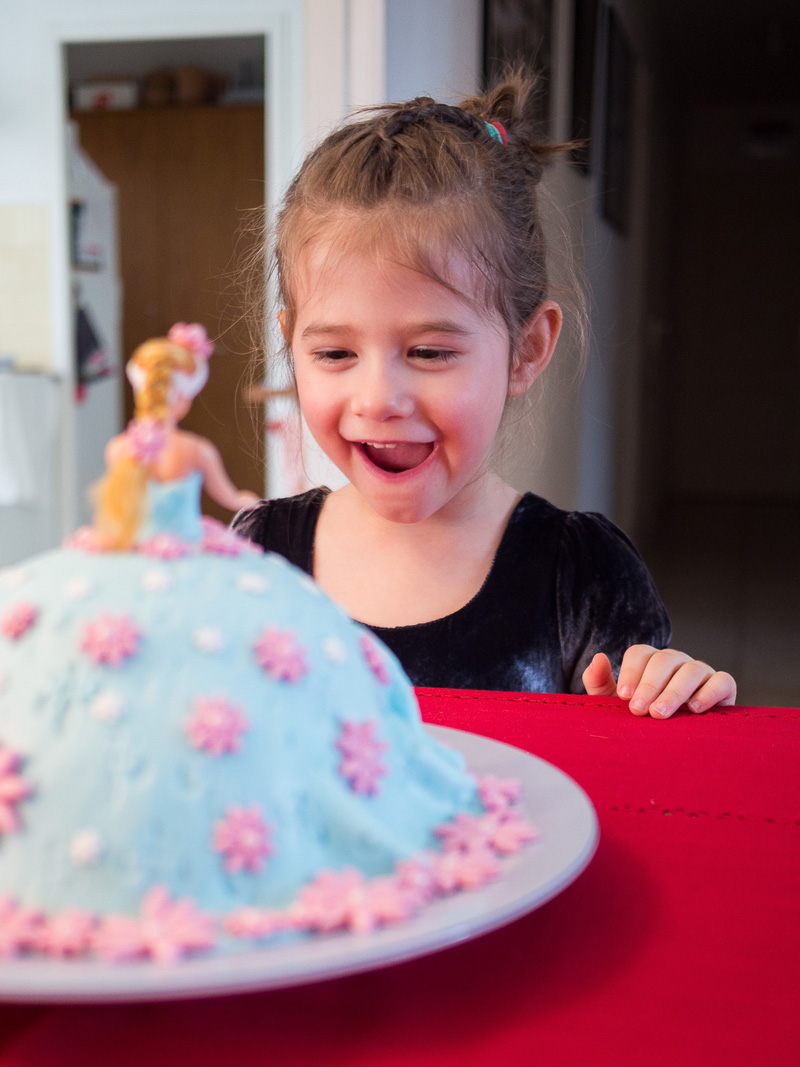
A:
[313,472,521,627]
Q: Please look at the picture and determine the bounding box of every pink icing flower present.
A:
[200,516,244,556]
[0,896,43,957]
[336,720,389,796]
[125,417,167,464]
[93,887,215,963]
[138,533,192,560]
[294,868,417,935]
[434,812,490,854]
[139,886,215,964]
[394,855,437,905]
[434,810,537,857]
[476,774,522,811]
[63,526,102,552]
[185,694,249,757]
[223,907,294,941]
[92,914,146,962]
[253,626,308,682]
[0,745,33,835]
[359,634,391,685]
[478,810,538,855]
[168,322,214,359]
[35,909,95,957]
[212,806,273,874]
[80,613,141,666]
[0,602,37,640]
[293,868,368,933]
[431,846,501,893]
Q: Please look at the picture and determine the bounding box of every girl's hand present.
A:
[582,646,737,718]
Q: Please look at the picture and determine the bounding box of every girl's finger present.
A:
[615,645,659,701]
[582,653,617,696]
[625,648,694,716]
[687,671,737,713]
[646,660,716,718]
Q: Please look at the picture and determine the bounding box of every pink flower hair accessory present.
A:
[124,416,168,464]
[168,322,215,360]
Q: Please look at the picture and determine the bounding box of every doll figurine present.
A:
[93,323,258,550]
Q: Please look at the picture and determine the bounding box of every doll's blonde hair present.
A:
[92,339,196,549]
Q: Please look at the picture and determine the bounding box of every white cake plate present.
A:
[0,725,598,1003]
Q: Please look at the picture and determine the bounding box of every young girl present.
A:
[234,75,736,719]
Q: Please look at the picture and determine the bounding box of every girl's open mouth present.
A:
[359,441,435,474]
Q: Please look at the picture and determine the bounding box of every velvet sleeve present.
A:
[556,512,672,693]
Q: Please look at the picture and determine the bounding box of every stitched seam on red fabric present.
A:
[606,804,800,826]
[418,692,799,718]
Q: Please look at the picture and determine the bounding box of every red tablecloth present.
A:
[0,691,797,1067]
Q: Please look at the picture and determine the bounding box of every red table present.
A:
[0,691,797,1067]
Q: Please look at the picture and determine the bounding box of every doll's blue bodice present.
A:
[139,471,203,542]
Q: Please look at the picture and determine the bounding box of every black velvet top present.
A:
[233,489,671,694]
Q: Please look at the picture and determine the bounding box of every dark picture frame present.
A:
[600,5,634,232]
[569,0,600,172]
[483,0,553,134]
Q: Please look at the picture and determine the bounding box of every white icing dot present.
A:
[142,567,172,592]
[323,636,347,663]
[1,567,29,589]
[70,829,104,867]
[236,572,269,595]
[89,689,123,722]
[63,576,92,600]
[193,627,225,653]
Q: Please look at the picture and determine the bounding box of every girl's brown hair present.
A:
[272,69,582,367]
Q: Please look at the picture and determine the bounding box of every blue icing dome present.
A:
[0,539,481,953]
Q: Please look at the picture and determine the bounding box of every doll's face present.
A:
[288,238,537,525]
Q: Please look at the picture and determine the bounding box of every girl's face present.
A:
[288,240,536,525]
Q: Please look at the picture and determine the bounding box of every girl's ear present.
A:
[508,300,562,398]
[277,309,288,341]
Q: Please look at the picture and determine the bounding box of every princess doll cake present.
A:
[0,324,534,962]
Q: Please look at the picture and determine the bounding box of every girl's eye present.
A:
[411,347,456,363]
[312,349,354,363]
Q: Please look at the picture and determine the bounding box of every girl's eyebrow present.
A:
[300,320,474,339]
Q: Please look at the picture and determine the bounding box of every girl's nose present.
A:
[350,361,414,420]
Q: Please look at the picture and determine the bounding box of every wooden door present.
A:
[73,104,266,520]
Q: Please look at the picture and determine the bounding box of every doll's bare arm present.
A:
[194,437,260,513]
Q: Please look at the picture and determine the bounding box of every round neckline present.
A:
[309,490,532,633]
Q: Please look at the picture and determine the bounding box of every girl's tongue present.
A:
[362,442,433,473]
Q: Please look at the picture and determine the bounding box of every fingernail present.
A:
[630,698,646,713]
[652,702,670,718]
[689,699,703,712]
[618,685,631,699]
